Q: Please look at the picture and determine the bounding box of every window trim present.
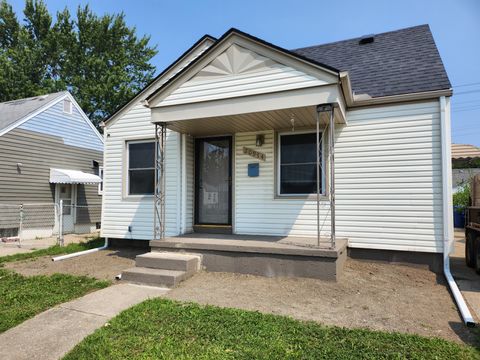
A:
[276,130,326,197]
[126,139,156,197]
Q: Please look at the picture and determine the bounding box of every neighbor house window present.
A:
[127,141,155,195]
[63,98,72,114]
[98,166,104,195]
[278,132,323,195]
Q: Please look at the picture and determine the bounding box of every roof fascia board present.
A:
[65,92,104,144]
[104,35,216,128]
[339,72,453,108]
[147,30,340,107]
[0,93,67,137]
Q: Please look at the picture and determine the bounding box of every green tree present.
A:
[0,0,157,128]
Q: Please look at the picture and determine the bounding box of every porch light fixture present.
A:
[256,134,264,147]
[290,114,295,132]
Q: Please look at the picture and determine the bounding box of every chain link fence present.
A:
[0,202,101,246]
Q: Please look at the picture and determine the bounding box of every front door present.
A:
[56,184,75,233]
[195,137,232,225]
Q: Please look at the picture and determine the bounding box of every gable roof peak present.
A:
[0,91,69,134]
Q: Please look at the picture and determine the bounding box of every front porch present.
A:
[151,233,348,281]
[135,30,351,282]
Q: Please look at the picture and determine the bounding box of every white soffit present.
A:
[49,168,102,184]
[156,44,335,107]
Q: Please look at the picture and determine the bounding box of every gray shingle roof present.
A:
[293,24,451,98]
[0,91,66,133]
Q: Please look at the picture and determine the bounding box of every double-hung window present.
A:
[278,132,324,195]
[98,166,104,195]
[127,141,155,195]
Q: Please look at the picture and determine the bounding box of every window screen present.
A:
[128,142,155,195]
[279,133,322,195]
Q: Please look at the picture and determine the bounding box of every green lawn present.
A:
[0,238,109,333]
[64,299,480,360]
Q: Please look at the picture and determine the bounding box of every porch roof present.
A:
[155,103,343,136]
[150,83,346,136]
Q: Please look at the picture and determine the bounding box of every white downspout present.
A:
[440,96,475,327]
[52,238,109,262]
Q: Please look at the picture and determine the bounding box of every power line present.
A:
[452,81,480,88]
[454,89,480,96]
[452,107,480,113]
[453,104,480,111]
[452,99,480,105]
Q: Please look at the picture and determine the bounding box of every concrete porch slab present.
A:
[150,234,348,281]
[150,233,347,257]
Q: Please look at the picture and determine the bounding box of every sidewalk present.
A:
[0,283,168,360]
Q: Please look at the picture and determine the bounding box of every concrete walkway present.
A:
[0,283,168,360]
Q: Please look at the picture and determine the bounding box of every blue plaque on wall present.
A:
[248,163,259,177]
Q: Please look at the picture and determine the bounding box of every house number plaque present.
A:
[243,146,266,161]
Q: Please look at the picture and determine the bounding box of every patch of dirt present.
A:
[4,249,142,281]
[166,259,480,346]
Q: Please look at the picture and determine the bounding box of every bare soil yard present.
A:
[166,259,480,346]
[4,248,141,281]
[5,249,479,346]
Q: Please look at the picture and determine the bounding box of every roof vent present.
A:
[359,34,375,45]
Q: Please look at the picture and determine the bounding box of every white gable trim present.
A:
[103,36,216,129]
[147,31,339,107]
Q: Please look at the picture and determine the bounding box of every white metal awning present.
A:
[49,168,102,185]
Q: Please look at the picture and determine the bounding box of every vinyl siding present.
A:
[104,97,444,253]
[101,103,180,240]
[335,100,443,253]
[234,131,331,237]
[161,67,330,107]
[0,128,102,231]
[19,99,103,152]
[160,44,332,107]
[233,101,443,251]
[101,39,216,240]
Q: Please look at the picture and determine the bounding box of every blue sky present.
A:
[9,0,480,145]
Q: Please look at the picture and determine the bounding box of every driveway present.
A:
[451,229,480,321]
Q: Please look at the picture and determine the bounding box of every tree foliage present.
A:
[453,183,470,211]
[0,0,157,128]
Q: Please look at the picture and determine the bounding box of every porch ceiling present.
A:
[160,105,343,136]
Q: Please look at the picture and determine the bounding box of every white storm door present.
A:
[57,184,75,233]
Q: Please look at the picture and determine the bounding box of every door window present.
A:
[196,137,231,224]
[59,184,72,215]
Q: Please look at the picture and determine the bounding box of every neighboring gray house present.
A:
[0,91,103,240]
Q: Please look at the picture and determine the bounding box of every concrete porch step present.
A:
[136,252,200,274]
[121,267,187,288]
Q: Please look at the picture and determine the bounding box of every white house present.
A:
[101,25,453,281]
